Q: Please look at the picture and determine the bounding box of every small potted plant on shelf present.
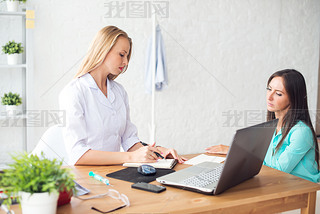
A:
[1,92,22,116]
[2,40,24,65]
[3,0,27,12]
[0,153,75,214]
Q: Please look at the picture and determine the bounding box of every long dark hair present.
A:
[266,69,319,169]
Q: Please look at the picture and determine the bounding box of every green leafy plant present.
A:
[1,92,22,106]
[0,153,76,207]
[1,0,27,3]
[2,40,24,55]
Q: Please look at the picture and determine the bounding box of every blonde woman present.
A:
[60,26,186,165]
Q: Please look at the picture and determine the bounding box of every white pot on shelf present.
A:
[7,54,19,65]
[6,0,19,12]
[20,191,59,214]
[5,105,20,116]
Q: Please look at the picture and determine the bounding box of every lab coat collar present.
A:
[82,73,114,90]
[81,73,115,107]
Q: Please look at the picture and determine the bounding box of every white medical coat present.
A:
[59,73,139,165]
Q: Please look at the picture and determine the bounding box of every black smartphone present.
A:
[131,182,166,193]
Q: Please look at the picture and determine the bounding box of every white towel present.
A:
[145,24,167,94]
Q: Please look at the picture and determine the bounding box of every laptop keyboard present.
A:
[180,165,224,188]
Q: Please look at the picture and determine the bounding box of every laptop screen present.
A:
[214,119,278,194]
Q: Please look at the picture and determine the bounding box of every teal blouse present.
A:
[263,121,320,183]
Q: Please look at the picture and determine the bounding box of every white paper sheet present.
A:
[184,154,226,165]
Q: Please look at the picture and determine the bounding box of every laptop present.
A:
[156,119,278,195]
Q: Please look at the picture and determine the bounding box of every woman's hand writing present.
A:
[156,147,188,163]
[128,143,162,163]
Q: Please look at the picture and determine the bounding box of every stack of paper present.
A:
[184,154,226,165]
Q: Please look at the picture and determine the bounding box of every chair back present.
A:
[32,125,69,166]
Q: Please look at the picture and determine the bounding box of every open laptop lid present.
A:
[214,119,278,195]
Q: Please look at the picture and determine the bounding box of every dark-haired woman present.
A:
[206,69,320,183]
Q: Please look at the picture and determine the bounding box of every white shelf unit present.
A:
[0,64,27,68]
[0,10,34,160]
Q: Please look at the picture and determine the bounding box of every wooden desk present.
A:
[4,154,320,214]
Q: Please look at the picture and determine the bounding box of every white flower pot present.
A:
[5,105,20,116]
[20,191,59,214]
[7,54,19,65]
[6,1,19,12]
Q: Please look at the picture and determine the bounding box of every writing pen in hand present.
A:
[140,141,165,159]
[140,141,164,159]
[151,142,165,159]
[154,151,164,159]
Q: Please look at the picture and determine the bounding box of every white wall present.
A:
[1,0,319,156]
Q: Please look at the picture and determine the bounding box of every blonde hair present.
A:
[74,26,132,80]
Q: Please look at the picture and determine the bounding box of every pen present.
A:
[152,142,165,159]
[140,141,164,159]
[154,151,164,159]
[89,171,111,186]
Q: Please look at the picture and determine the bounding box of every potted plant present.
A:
[2,40,24,65]
[4,0,27,12]
[1,92,22,116]
[0,153,75,214]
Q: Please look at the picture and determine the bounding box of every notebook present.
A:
[123,159,178,169]
[156,119,278,195]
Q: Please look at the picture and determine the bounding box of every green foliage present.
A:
[2,40,23,55]
[3,0,27,3]
[1,92,22,106]
[0,153,76,207]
